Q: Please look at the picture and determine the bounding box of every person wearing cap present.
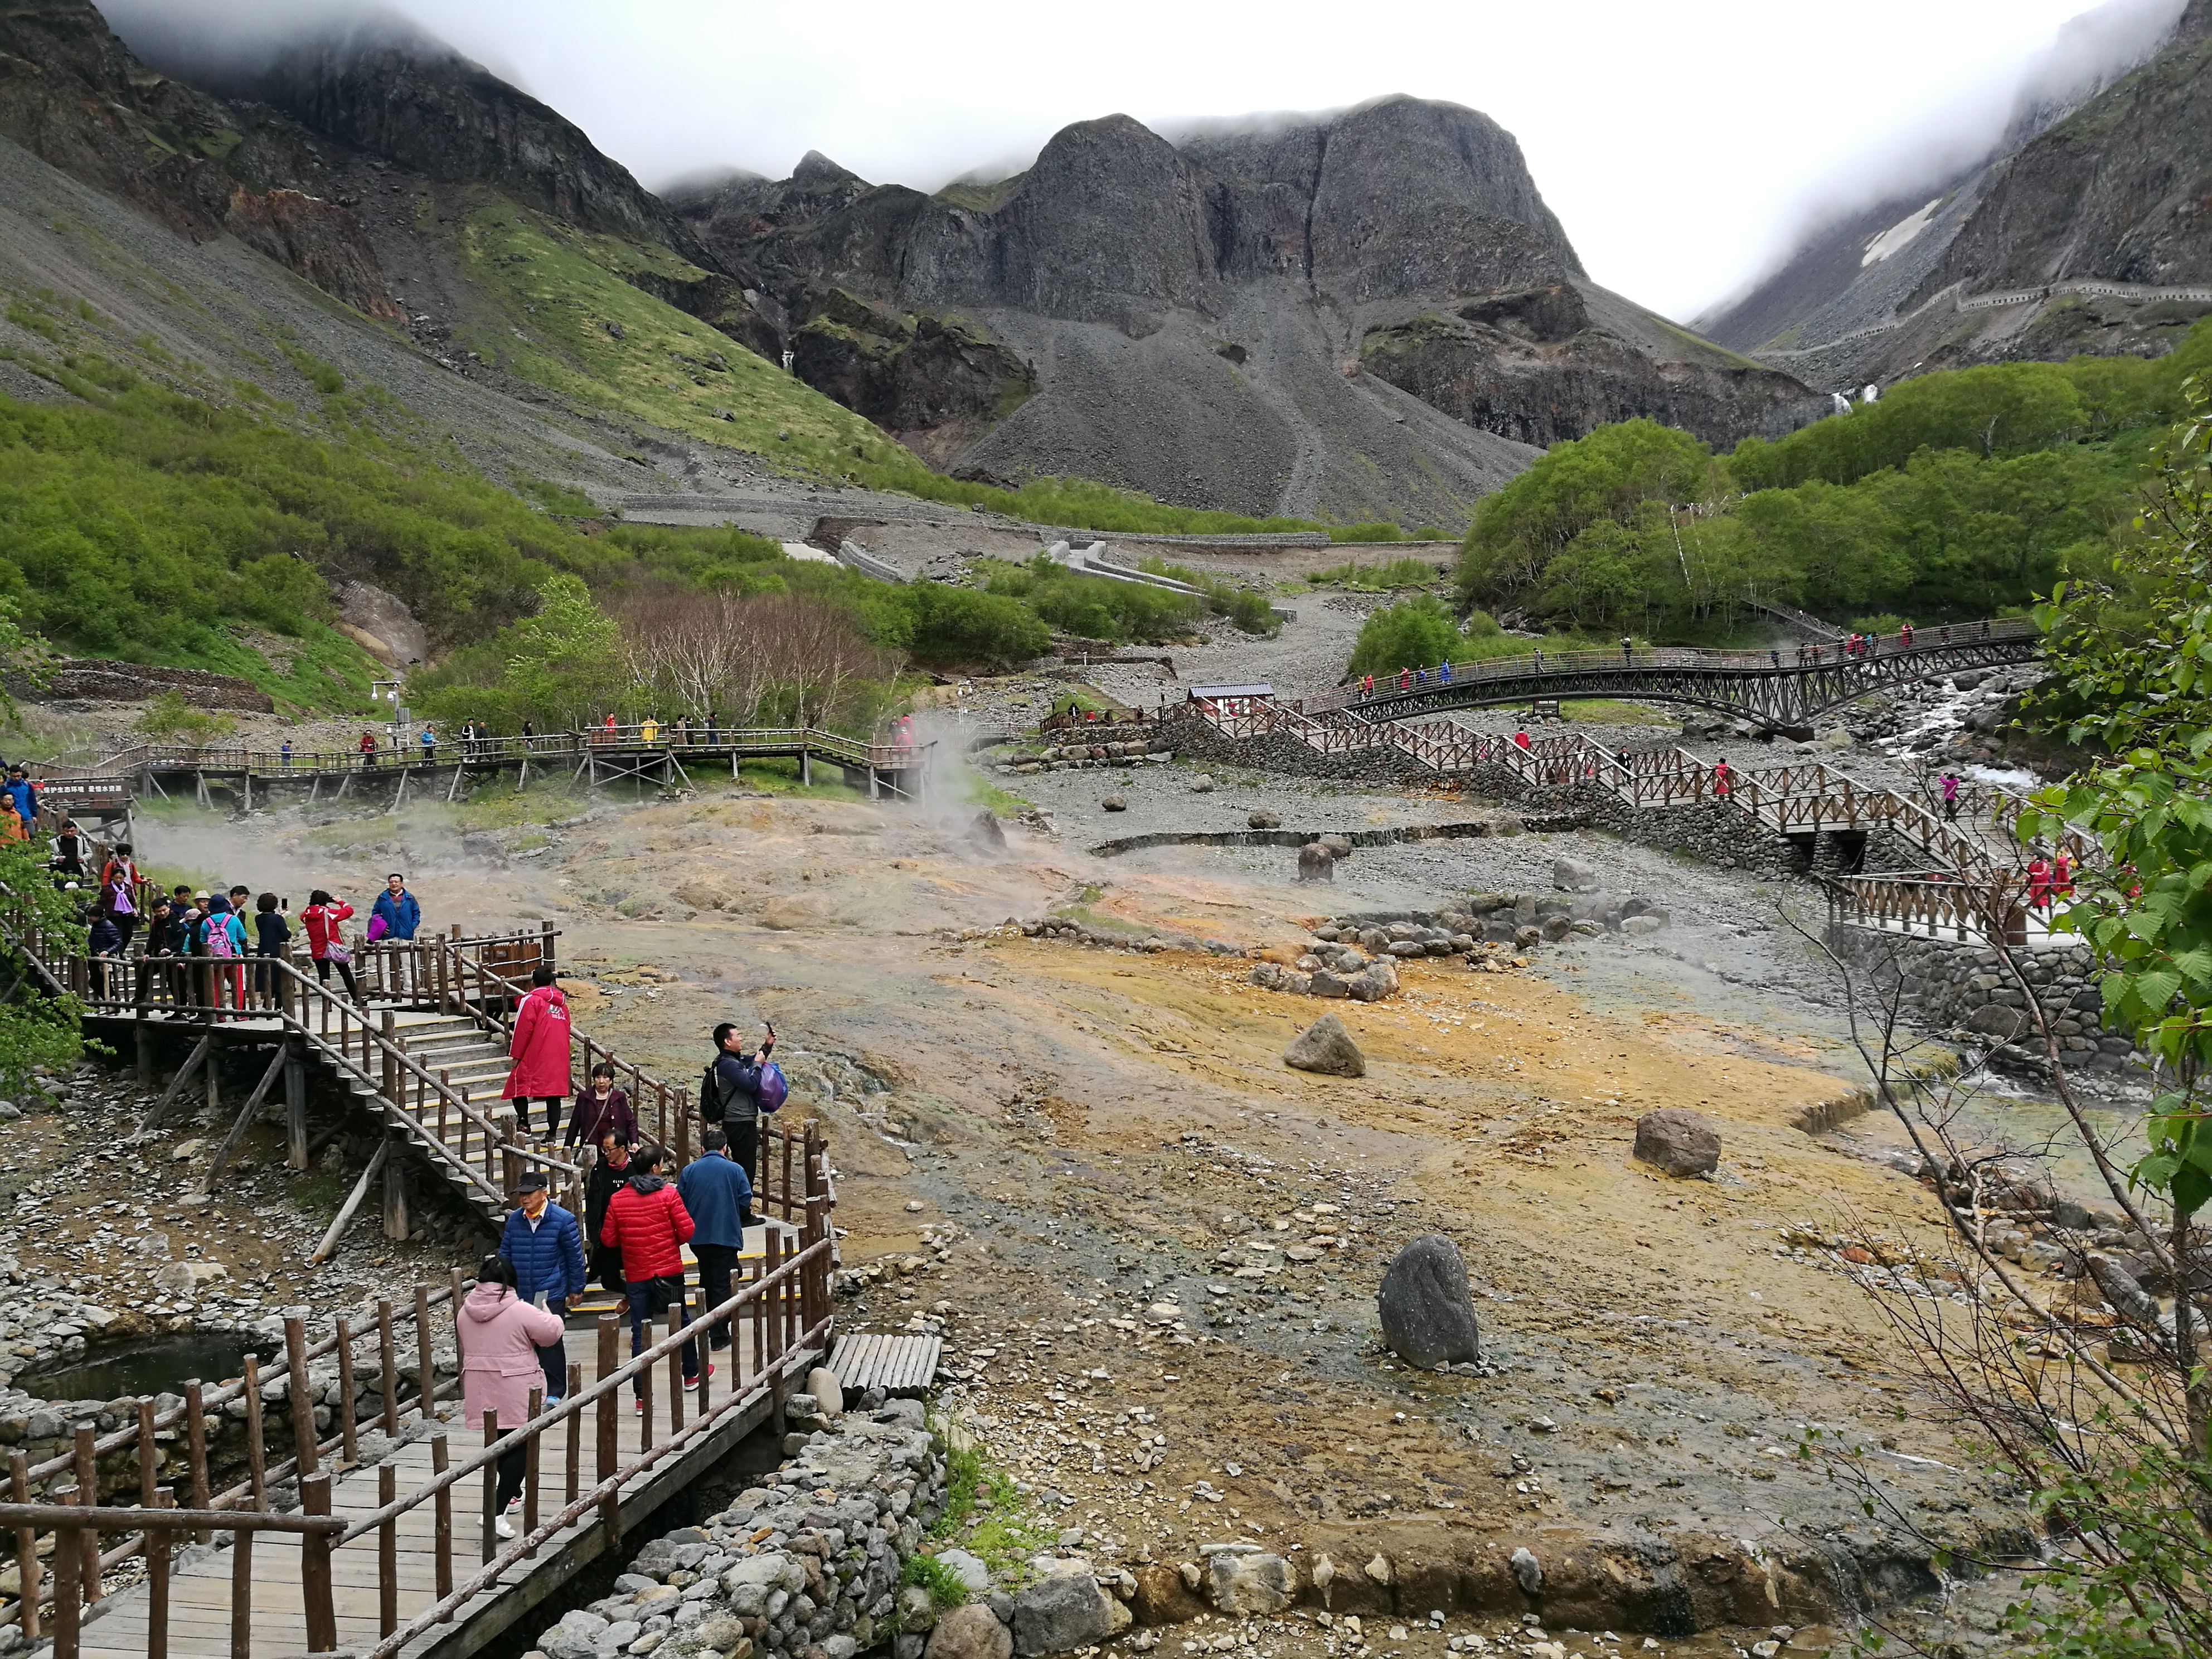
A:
[497,1171,586,1406]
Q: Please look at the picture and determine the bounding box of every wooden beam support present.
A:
[203,1043,292,1185]
[140,1034,212,1129]
[382,1127,412,1240]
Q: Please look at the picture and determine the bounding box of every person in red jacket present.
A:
[300,890,360,1001]
[599,1147,701,1398]
[502,966,573,1141]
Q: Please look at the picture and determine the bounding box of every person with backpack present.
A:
[1940,772,1961,822]
[358,730,379,769]
[701,1021,779,1187]
[502,966,573,1141]
[598,1147,702,1400]
[497,1171,586,1406]
[565,1061,636,1152]
[301,890,360,1001]
[678,1128,756,1353]
[202,892,247,1017]
[373,873,421,941]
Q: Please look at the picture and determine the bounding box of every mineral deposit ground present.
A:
[9,764,2043,1657]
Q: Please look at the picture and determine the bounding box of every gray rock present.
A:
[1248,809,1280,829]
[1190,775,1215,793]
[897,1585,940,1633]
[807,1366,845,1419]
[1307,969,1350,999]
[1282,1013,1365,1078]
[1622,914,1665,937]
[1376,1234,1481,1369]
[1207,1551,1292,1616]
[1539,914,1571,942]
[1011,1573,1115,1656]
[1248,962,1282,989]
[1510,1547,1542,1595]
[692,1616,750,1657]
[1550,856,1598,892]
[935,1549,992,1594]
[1633,1108,1720,1177]
[1100,795,1127,812]
[1296,842,1335,884]
[929,1604,1013,1659]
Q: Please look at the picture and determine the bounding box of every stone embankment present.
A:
[521,1385,945,1659]
[1822,928,2142,1076]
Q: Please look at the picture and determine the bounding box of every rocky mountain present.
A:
[674,98,1817,527]
[1698,0,2212,390]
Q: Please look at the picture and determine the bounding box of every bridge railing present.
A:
[1825,873,2033,944]
[1301,616,2039,716]
[4,1293,462,1654]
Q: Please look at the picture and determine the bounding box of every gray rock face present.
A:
[1011,1571,1115,1656]
[1376,1234,1481,1369]
[1283,1013,1365,1077]
[1207,1551,1292,1616]
[928,1604,1013,1659]
[1634,1107,1720,1177]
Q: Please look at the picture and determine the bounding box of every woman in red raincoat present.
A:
[503,964,573,1142]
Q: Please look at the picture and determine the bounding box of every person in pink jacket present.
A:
[502,965,573,1141]
[460,1255,566,1540]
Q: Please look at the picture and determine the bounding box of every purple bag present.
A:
[757,1061,787,1113]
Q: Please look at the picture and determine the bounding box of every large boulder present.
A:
[1012,1573,1118,1656]
[1283,1013,1365,1077]
[1297,842,1336,884]
[1207,1552,1293,1616]
[1550,856,1598,892]
[1249,809,1281,829]
[806,1366,844,1419]
[928,1604,1014,1659]
[1633,1107,1720,1177]
[1377,1234,1481,1369]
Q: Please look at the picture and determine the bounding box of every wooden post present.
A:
[136,1021,154,1091]
[415,1286,436,1420]
[666,1306,686,1434]
[53,1485,80,1657]
[148,1488,173,1659]
[183,1381,211,1539]
[638,1319,655,1448]
[381,1009,399,1105]
[285,1038,308,1171]
[502,1114,522,1200]
[378,1299,399,1434]
[72,1423,99,1600]
[241,1355,267,1511]
[334,1316,358,1466]
[379,1462,398,1637]
[566,1361,583,1506]
[524,1385,543,1536]
[595,1318,618,1488]
[384,1127,411,1240]
[228,1510,251,1659]
[284,1316,319,1477]
[300,1471,339,1655]
[542,918,557,976]
[9,1451,36,1643]
[431,1431,453,1600]
[481,1410,499,1565]
[138,1399,158,1507]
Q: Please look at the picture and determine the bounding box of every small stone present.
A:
[1100,795,1127,812]
[1190,775,1215,793]
[1509,1548,1542,1595]
[1622,914,1665,937]
[171,1139,207,1162]
[906,1201,926,1212]
[1247,809,1280,830]
[1282,1013,1364,1078]
[1633,1108,1721,1178]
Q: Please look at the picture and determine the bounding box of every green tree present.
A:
[1347,595,1463,677]
[0,832,88,1090]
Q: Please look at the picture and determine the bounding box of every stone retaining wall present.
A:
[522,1390,946,1659]
[3,659,274,711]
[1822,925,2142,1074]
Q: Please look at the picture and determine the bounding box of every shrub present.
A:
[1346,595,1464,677]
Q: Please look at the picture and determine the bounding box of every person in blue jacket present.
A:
[3,768,35,835]
[497,1172,586,1404]
[677,1129,756,1352]
[372,872,421,940]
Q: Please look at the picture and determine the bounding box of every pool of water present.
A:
[20,1332,273,1404]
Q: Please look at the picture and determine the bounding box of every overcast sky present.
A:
[103,0,2166,321]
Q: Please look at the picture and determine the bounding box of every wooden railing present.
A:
[1825,873,2037,944]
[4,1292,459,1653]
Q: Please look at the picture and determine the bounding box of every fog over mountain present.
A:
[96,0,2127,322]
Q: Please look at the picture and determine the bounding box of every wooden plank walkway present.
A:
[827,1334,942,1396]
[74,1316,804,1659]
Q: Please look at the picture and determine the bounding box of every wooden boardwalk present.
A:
[75,1306,813,1659]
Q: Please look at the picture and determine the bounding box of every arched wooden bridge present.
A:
[1297,617,2038,733]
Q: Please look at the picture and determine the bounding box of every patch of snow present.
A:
[1861,199,1942,267]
